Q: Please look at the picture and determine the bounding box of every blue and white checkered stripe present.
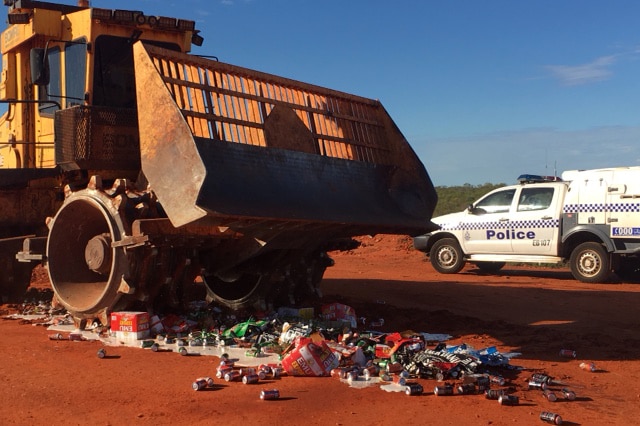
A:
[563,203,640,213]
[440,219,559,232]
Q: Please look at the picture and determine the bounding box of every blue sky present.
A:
[46,2,640,184]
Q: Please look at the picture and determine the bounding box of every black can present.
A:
[434,384,454,396]
[457,383,477,395]
[498,394,519,406]
[540,411,563,425]
[260,389,280,400]
[405,383,423,396]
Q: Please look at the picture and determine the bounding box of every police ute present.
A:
[413,167,640,283]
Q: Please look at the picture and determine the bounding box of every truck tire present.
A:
[430,238,465,274]
[570,242,610,283]
[474,262,505,273]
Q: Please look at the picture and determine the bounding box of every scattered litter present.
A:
[6,297,591,415]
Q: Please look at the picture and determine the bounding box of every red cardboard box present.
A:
[110,311,150,340]
[321,303,357,328]
[281,337,339,377]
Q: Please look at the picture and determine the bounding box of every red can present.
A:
[224,371,240,382]
[242,374,259,384]
[192,379,208,391]
[240,367,256,377]
[559,349,576,358]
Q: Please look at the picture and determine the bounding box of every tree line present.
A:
[433,183,505,217]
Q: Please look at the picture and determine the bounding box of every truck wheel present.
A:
[474,262,505,273]
[570,242,610,283]
[430,238,465,273]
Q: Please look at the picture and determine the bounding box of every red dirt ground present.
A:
[1,234,639,425]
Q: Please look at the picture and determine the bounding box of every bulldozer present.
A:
[0,0,438,328]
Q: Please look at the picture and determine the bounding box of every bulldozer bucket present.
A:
[133,42,437,236]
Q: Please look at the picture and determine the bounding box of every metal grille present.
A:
[54,106,140,171]
[144,45,393,165]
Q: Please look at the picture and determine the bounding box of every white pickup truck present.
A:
[413,167,640,283]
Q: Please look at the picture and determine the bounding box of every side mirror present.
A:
[30,48,49,86]
[467,204,474,212]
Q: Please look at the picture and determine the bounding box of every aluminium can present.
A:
[224,371,240,382]
[48,333,64,340]
[498,394,519,406]
[528,380,547,391]
[560,388,576,401]
[434,384,454,396]
[405,383,423,396]
[242,374,259,384]
[540,411,563,425]
[559,349,576,358]
[457,383,477,395]
[485,388,506,400]
[260,389,280,400]
[192,379,208,391]
[97,348,106,359]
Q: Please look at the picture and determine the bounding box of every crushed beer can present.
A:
[489,374,506,386]
[579,362,596,372]
[540,411,563,424]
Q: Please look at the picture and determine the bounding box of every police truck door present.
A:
[511,185,560,254]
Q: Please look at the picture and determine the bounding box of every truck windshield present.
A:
[92,36,180,108]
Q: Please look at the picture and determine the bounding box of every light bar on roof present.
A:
[177,19,195,31]
[157,16,176,29]
[113,9,142,22]
[91,8,112,21]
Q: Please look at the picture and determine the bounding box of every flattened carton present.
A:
[110,311,150,340]
[281,337,339,377]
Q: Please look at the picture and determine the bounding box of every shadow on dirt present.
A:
[321,275,640,363]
